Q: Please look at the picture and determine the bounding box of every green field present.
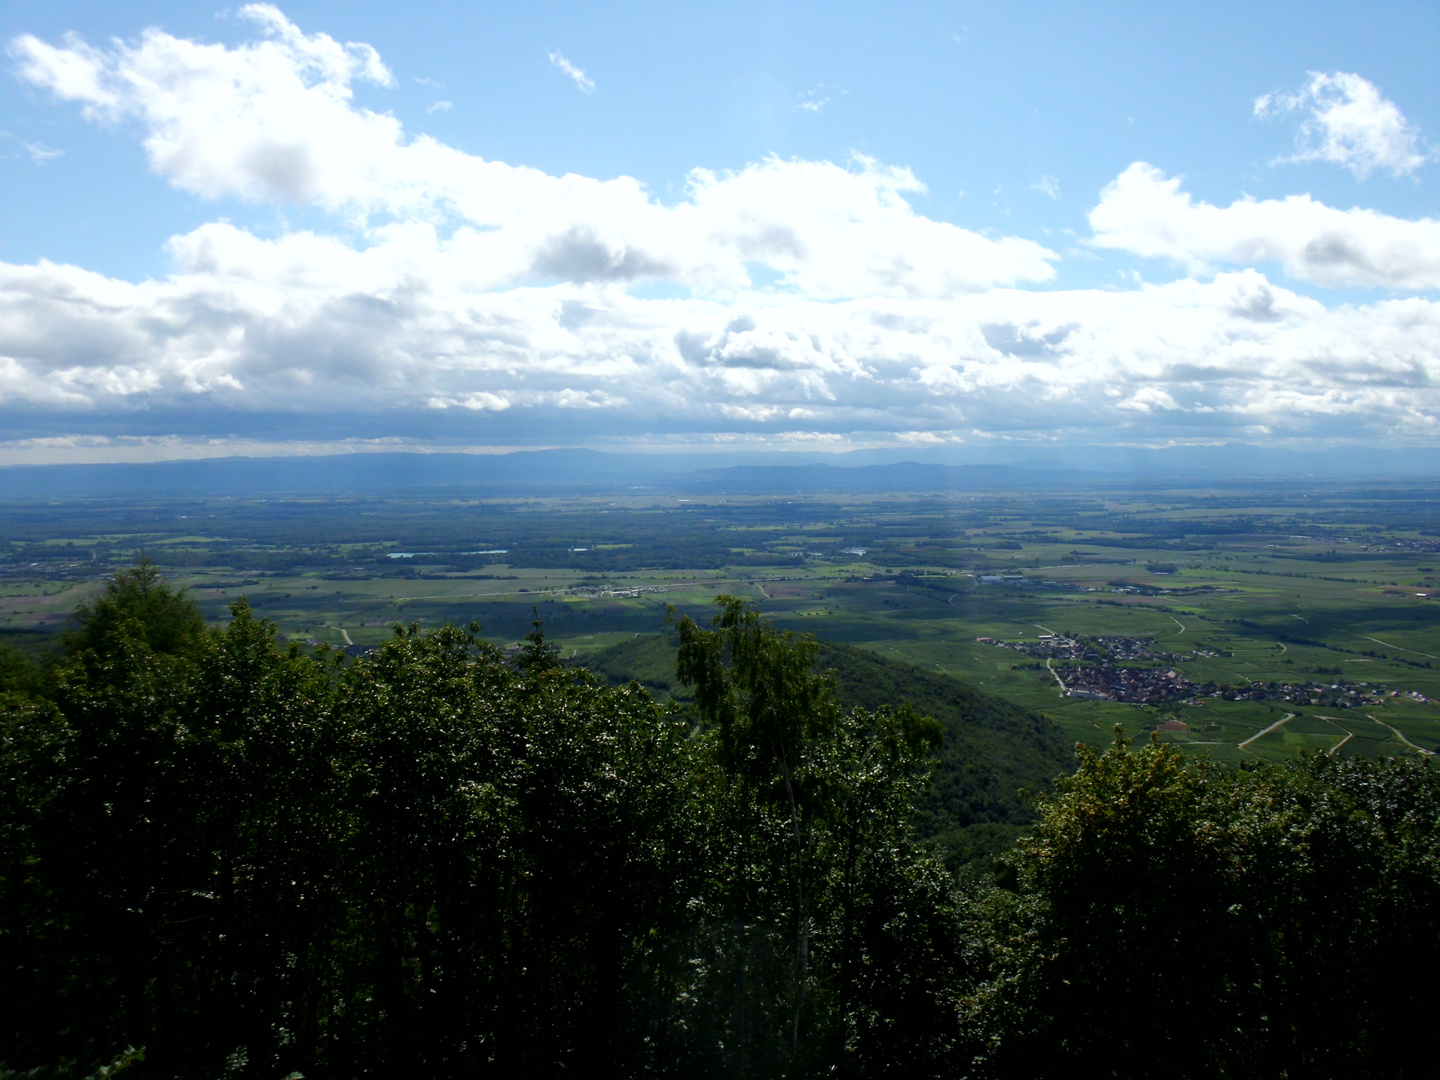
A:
[3,483,1437,762]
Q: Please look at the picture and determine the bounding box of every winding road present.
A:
[946,573,979,605]
[1317,715,1353,756]
[1368,714,1436,756]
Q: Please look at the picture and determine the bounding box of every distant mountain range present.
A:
[1,442,1438,499]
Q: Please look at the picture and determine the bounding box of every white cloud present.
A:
[3,11,1439,449]
[1089,162,1440,290]
[2,237,1437,445]
[427,99,452,114]
[797,85,836,113]
[0,132,62,163]
[897,430,963,444]
[1256,72,1431,179]
[1031,175,1060,199]
[547,50,594,93]
[11,4,395,205]
[21,139,61,163]
[11,13,1054,300]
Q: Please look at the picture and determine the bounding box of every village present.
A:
[978,633,1425,707]
[976,631,1217,665]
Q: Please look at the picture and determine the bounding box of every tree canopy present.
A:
[62,556,206,659]
[2,570,1438,1079]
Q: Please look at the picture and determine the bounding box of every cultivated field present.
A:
[3,482,1437,761]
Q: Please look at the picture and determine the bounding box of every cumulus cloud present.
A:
[1090,163,1440,290]
[547,51,594,93]
[11,12,1052,299]
[11,4,395,205]
[1256,72,1431,179]
[2,10,1439,449]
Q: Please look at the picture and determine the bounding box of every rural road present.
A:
[1238,712,1295,749]
[1368,714,1435,756]
[1365,636,1439,661]
[1045,658,1066,694]
[947,573,979,604]
[1317,715,1353,756]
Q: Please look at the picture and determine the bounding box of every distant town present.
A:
[981,633,1429,709]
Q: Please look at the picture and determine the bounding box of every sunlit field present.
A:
[5,483,1437,761]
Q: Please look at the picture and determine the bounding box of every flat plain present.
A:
[3,480,1437,762]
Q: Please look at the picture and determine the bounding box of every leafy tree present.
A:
[62,556,206,659]
[0,642,41,696]
[3,581,705,1078]
[959,730,1440,1079]
[579,632,1073,867]
[670,597,959,1076]
[515,606,562,672]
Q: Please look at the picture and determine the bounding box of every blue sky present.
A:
[0,1,1437,464]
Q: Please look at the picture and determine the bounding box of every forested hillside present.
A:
[584,633,1072,865]
[2,567,1438,1079]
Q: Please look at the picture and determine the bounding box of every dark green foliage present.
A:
[813,640,1070,834]
[585,633,1073,862]
[62,557,206,659]
[669,597,962,1077]
[959,731,1440,1079]
[0,574,963,1078]
[0,642,41,695]
[4,603,707,1077]
[515,606,562,672]
[7,565,1440,1079]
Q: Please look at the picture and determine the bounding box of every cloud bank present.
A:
[1090,163,1440,290]
[3,10,1438,455]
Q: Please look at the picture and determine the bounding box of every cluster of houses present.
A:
[1061,670,1421,708]
[979,632,1216,664]
[1058,664,1196,705]
[1057,669,1414,708]
[1206,681,1418,708]
[545,584,669,600]
[977,633,1426,707]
